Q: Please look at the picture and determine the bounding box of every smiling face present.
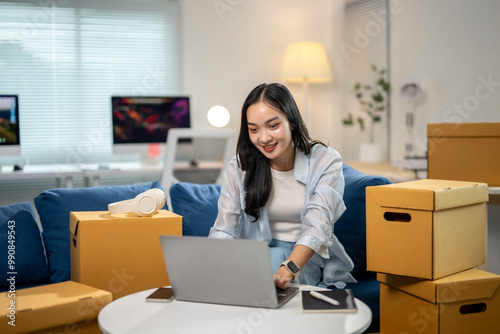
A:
[246,101,295,171]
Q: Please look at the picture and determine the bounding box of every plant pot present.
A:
[359,142,384,163]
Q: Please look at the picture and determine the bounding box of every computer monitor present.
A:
[111,96,191,158]
[0,95,20,156]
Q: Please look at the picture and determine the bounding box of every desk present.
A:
[0,164,82,188]
[0,161,224,188]
[346,161,418,183]
[98,285,372,334]
[78,162,163,187]
[490,187,500,205]
[81,161,223,187]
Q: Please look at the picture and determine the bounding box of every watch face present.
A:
[287,261,299,273]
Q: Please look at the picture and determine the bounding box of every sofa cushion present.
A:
[34,181,164,283]
[0,202,51,290]
[335,164,392,278]
[170,182,221,236]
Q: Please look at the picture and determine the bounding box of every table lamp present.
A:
[281,41,332,125]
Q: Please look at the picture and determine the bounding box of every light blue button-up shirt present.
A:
[209,144,356,288]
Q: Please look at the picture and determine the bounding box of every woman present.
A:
[209,83,356,290]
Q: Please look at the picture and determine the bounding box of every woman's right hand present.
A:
[273,266,294,289]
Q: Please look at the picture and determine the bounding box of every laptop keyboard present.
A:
[276,287,287,301]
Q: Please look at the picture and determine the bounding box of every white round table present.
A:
[98,284,372,334]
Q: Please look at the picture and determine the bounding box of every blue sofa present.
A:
[0,181,164,293]
[169,164,392,333]
[0,164,389,333]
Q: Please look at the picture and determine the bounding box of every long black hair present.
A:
[237,83,323,221]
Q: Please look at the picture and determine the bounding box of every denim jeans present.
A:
[269,239,323,287]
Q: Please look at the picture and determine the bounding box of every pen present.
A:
[310,290,340,306]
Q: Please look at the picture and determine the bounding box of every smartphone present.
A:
[145,287,174,303]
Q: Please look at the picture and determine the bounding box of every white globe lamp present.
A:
[207,106,230,128]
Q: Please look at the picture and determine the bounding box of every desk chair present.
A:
[160,128,236,210]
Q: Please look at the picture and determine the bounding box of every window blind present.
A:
[0,0,182,165]
[341,0,390,161]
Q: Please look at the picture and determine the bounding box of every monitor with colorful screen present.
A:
[0,95,20,155]
[111,96,191,156]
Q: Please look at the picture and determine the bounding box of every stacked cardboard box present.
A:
[366,179,500,333]
[70,210,182,300]
[0,281,112,333]
[427,122,500,186]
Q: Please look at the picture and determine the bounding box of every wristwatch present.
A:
[280,260,300,281]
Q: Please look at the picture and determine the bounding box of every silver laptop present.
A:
[159,235,299,308]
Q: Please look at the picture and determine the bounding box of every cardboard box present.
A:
[70,210,182,300]
[366,179,488,279]
[428,122,500,186]
[378,269,500,334]
[0,281,112,334]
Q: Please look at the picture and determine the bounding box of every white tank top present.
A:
[267,168,305,242]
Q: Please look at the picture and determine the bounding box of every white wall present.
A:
[181,0,345,149]
[390,0,500,162]
[390,0,500,275]
[182,0,500,275]
[183,0,500,161]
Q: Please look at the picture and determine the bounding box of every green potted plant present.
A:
[343,64,390,162]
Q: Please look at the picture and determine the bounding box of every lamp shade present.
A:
[281,41,332,83]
